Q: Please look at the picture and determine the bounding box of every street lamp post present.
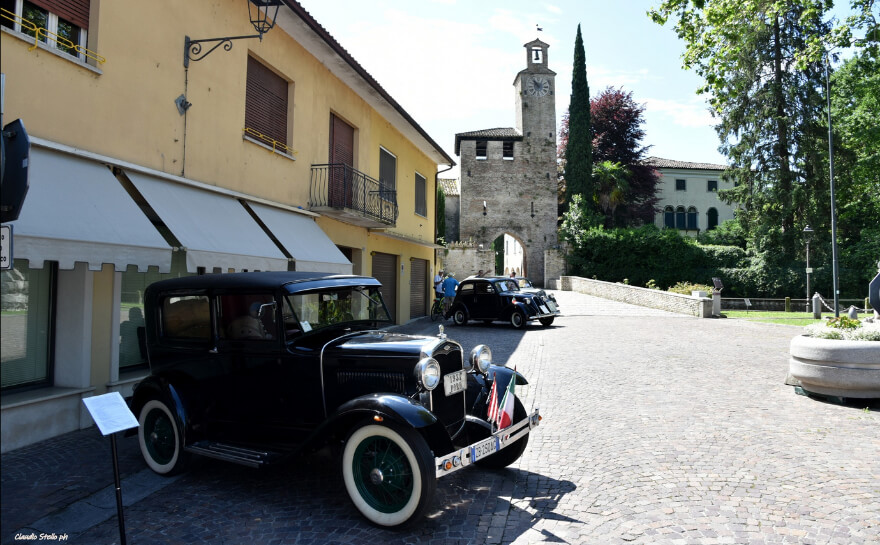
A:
[803,225,814,312]
[824,56,841,317]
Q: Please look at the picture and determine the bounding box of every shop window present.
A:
[1,260,55,389]
[1,0,90,61]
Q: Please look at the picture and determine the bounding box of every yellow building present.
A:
[0,0,453,452]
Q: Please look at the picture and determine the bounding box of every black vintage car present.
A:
[130,272,540,528]
[515,277,560,309]
[445,277,560,328]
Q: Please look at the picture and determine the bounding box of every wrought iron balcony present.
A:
[309,163,398,227]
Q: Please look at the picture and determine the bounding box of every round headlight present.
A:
[470,345,492,375]
[415,358,441,391]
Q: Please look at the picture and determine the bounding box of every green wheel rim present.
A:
[351,434,414,513]
[144,408,176,465]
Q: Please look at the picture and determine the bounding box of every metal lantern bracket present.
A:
[183,0,281,67]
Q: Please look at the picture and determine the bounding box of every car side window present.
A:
[476,283,494,294]
[459,283,474,294]
[162,295,211,340]
[218,294,277,341]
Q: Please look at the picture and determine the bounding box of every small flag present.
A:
[486,374,499,424]
[497,375,516,429]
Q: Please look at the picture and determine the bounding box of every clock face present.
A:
[528,77,550,97]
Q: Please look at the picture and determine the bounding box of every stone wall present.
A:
[438,242,495,280]
[543,247,567,289]
[561,276,713,318]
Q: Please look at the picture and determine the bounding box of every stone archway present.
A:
[491,231,528,278]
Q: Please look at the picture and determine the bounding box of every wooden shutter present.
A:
[371,252,397,323]
[329,114,355,207]
[31,0,89,29]
[246,56,288,146]
[414,173,426,216]
[410,259,428,318]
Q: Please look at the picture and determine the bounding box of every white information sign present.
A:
[0,225,11,270]
[82,392,139,436]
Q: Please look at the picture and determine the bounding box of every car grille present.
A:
[430,342,466,436]
[336,370,406,395]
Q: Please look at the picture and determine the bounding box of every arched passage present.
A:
[491,231,527,277]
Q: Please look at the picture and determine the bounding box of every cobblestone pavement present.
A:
[2,291,878,544]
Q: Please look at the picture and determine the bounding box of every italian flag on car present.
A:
[487,374,516,430]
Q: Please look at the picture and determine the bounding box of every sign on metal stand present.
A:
[82,392,139,545]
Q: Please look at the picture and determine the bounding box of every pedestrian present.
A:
[442,273,459,313]
[434,269,444,300]
[509,271,516,278]
[476,269,484,277]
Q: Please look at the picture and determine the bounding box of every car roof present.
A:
[145,271,381,293]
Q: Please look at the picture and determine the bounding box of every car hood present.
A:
[325,331,442,359]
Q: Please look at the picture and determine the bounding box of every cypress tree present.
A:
[564,24,592,204]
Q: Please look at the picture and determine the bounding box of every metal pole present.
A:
[110,433,127,545]
[825,56,840,317]
[805,240,810,312]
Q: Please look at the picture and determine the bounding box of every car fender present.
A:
[128,376,190,443]
[446,302,469,320]
[466,365,528,413]
[503,301,533,320]
[317,393,454,455]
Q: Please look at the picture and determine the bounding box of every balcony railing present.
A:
[310,163,398,226]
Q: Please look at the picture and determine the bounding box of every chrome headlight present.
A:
[470,345,492,375]
[415,358,441,391]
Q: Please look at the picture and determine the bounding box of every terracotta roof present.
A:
[643,156,728,171]
[454,127,522,155]
[438,178,459,197]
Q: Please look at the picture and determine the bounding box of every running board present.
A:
[185,441,284,468]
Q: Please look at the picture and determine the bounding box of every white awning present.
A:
[246,203,352,274]
[125,171,288,273]
[10,147,172,272]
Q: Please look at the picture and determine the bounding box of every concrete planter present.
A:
[789,335,880,398]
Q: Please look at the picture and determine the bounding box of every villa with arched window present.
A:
[646,157,736,237]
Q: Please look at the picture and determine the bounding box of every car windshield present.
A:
[494,279,520,292]
[283,286,391,335]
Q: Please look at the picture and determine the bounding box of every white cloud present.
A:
[643,97,716,128]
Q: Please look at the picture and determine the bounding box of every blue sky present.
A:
[297,0,729,175]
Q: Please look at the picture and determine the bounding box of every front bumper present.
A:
[434,408,541,477]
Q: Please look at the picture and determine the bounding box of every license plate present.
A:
[547,300,557,312]
[539,304,549,314]
[471,435,499,462]
[443,370,466,396]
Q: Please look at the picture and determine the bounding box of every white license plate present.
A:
[443,370,466,396]
[547,300,557,312]
[471,435,499,462]
[539,304,549,314]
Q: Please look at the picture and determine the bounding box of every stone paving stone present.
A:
[2,290,879,544]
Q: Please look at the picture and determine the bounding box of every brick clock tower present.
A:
[454,38,558,286]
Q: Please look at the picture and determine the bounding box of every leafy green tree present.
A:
[436,183,446,244]
[563,24,593,204]
[649,1,832,263]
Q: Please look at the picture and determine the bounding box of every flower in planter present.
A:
[805,318,880,341]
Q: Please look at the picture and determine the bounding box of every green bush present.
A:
[667,281,713,295]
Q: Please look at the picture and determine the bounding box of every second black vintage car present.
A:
[445,276,560,328]
[130,272,540,528]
